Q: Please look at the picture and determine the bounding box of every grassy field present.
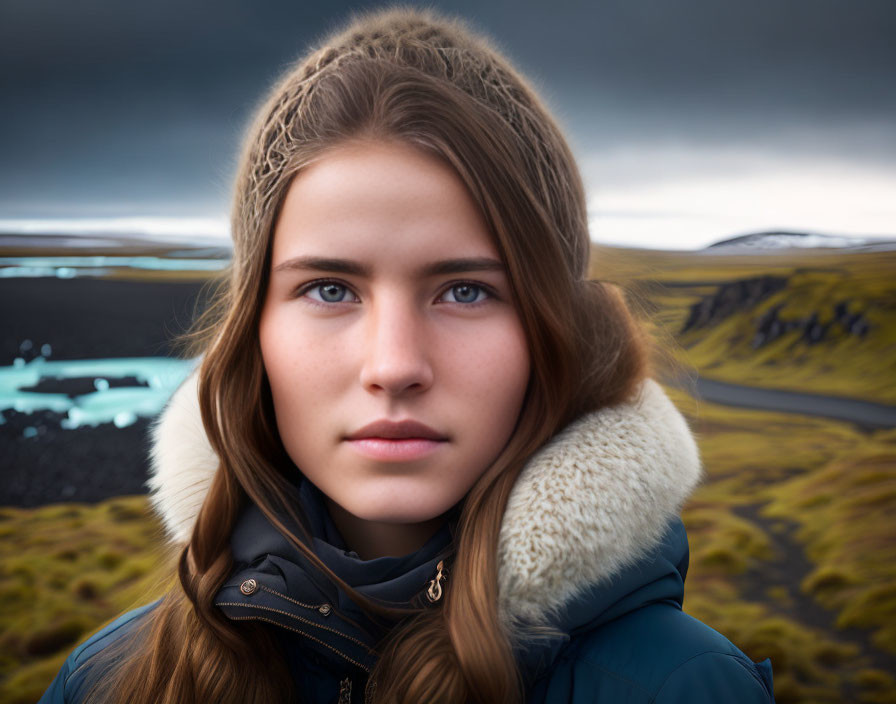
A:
[592,244,896,703]
[2,401,892,703]
[0,499,175,703]
[673,390,896,704]
[591,245,896,405]
[2,243,894,703]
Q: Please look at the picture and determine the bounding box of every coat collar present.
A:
[146,372,702,640]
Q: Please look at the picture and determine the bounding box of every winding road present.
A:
[668,375,896,429]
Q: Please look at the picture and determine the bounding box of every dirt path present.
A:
[733,502,896,697]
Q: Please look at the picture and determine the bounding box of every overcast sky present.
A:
[2,0,894,249]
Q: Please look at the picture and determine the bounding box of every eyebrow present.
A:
[271,255,506,277]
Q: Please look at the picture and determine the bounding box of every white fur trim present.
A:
[146,374,701,625]
[145,370,218,544]
[496,379,701,627]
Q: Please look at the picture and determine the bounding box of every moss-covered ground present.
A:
[590,244,896,703]
[673,390,896,704]
[4,404,892,703]
[0,499,175,703]
[2,244,894,703]
[591,245,896,405]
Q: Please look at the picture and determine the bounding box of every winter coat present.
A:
[39,376,775,703]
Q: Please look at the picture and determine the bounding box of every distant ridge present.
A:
[0,232,232,257]
[705,231,896,253]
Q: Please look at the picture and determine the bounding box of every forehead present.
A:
[270,140,500,267]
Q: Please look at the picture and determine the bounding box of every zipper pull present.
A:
[364,676,377,704]
[426,559,448,603]
[338,676,352,704]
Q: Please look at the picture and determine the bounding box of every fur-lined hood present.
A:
[146,373,701,634]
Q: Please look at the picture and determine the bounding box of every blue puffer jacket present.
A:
[40,378,775,703]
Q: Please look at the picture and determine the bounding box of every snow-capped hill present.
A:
[705,231,896,253]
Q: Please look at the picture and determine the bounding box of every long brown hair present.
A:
[87,5,649,703]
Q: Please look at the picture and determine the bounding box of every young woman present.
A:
[41,6,775,703]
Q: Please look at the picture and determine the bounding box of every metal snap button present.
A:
[319,604,332,616]
[239,578,258,595]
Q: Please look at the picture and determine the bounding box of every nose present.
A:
[359,296,434,396]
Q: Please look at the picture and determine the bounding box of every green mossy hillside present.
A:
[671,387,896,704]
[3,244,894,703]
[591,246,896,404]
[0,498,174,704]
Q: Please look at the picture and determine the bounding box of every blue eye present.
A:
[300,281,358,304]
[442,283,489,305]
[317,282,350,302]
[294,279,495,307]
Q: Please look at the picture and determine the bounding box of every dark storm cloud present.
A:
[469,0,896,161]
[1,0,894,216]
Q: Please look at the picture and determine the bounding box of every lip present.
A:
[345,419,448,462]
[346,419,448,441]
[347,437,446,461]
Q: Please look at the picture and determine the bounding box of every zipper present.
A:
[246,617,375,704]
[219,590,374,653]
[340,673,377,704]
[258,583,326,611]
[227,613,370,672]
[222,580,377,676]
[364,675,377,704]
[338,677,352,704]
[225,564,447,702]
[223,593,377,700]
[426,559,448,602]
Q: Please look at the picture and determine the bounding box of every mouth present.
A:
[346,437,447,462]
[346,418,448,441]
[345,418,449,461]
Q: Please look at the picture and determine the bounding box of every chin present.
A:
[350,505,446,525]
[342,491,455,525]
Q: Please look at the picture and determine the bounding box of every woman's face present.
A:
[259,139,530,546]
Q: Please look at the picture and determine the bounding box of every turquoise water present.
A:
[0,255,227,278]
[0,356,198,430]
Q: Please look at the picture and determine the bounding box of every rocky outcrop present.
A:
[681,278,871,349]
[681,276,788,332]
[752,301,869,349]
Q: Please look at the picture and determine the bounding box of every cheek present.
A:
[494,329,530,427]
[258,306,335,444]
[451,319,530,433]
[260,309,298,400]
[260,306,337,387]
